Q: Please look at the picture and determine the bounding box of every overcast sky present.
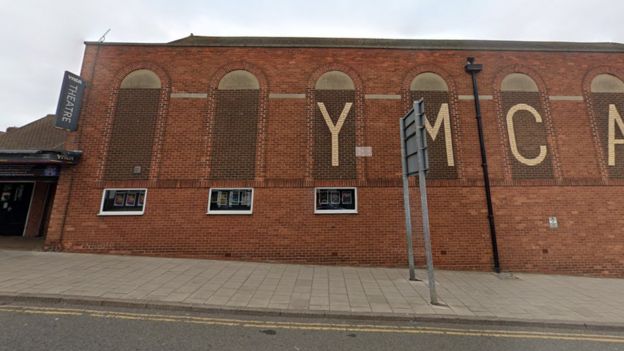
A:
[1,0,623,130]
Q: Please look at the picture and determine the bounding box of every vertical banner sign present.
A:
[55,71,85,131]
[400,99,439,305]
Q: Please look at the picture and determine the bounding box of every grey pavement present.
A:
[0,249,623,326]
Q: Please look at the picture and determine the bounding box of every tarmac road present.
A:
[1,301,624,351]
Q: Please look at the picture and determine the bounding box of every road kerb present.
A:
[1,292,623,332]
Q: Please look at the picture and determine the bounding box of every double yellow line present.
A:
[1,305,623,344]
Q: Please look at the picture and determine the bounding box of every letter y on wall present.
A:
[318,102,353,166]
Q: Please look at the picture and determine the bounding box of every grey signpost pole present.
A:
[413,101,438,305]
[400,118,417,281]
[400,100,439,304]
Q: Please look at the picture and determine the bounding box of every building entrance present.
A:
[0,182,34,236]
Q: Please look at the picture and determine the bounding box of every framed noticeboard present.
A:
[208,188,253,215]
[100,189,147,215]
[314,188,357,214]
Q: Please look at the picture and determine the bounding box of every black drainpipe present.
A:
[465,57,501,273]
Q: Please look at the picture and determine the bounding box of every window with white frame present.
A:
[99,189,147,215]
[315,187,357,214]
[208,188,253,214]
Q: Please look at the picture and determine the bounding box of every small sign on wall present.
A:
[356,146,372,157]
[549,216,558,229]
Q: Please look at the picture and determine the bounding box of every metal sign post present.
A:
[400,115,417,282]
[400,99,439,305]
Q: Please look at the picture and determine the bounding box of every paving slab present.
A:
[1,249,624,328]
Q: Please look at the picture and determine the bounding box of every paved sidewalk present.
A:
[1,249,623,326]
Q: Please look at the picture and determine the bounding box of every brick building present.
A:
[44,36,624,276]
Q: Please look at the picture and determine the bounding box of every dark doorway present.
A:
[0,182,34,236]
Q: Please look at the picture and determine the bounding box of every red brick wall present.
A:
[158,98,206,180]
[210,90,259,180]
[45,43,624,277]
[265,99,306,180]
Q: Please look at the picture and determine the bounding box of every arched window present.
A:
[105,69,162,180]
[210,70,260,180]
[313,71,356,179]
[410,72,456,179]
[589,74,624,176]
[500,73,553,178]
[411,72,448,91]
[501,73,539,92]
[591,74,624,93]
[120,69,161,89]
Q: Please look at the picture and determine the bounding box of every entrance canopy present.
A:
[0,149,81,165]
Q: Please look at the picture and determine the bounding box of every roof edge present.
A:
[84,36,624,53]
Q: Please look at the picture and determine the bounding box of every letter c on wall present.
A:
[506,103,547,166]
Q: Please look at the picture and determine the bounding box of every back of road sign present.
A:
[399,98,438,305]
[401,99,428,176]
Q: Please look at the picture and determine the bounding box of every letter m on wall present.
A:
[410,89,458,179]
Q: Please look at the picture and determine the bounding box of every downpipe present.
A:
[465,57,501,273]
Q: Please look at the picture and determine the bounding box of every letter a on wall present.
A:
[589,74,624,177]
[608,104,624,166]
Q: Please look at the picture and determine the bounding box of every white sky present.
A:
[1,0,623,130]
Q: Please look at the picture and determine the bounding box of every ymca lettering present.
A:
[318,102,353,167]
[424,103,454,167]
[506,103,548,166]
[608,104,624,166]
[312,91,623,176]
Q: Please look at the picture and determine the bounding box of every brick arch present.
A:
[306,64,364,92]
[492,64,562,183]
[111,62,171,90]
[400,64,459,115]
[305,63,365,182]
[400,64,463,181]
[203,61,269,182]
[492,64,548,94]
[207,62,268,92]
[401,64,458,95]
[581,66,624,94]
[97,62,171,184]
